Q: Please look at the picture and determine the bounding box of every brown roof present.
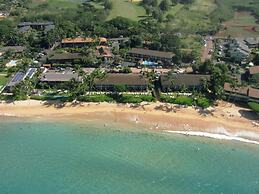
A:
[249,66,259,75]
[94,73,148,86]
[62,37,107,44]
[224,83,249,95]
[40,70,81,82]
[161,74,210,87]
[248,87,259,99]
[48,53,83,60]
[128,48,174,59]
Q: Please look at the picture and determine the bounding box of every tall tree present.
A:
[159,0,170,11]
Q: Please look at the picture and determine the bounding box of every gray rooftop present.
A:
[244,37,259,45]
[94,73,148,86]
[128,48,175,59]
[7,68,37,87]
[48,53,83,61]
[109,37,129,42]
[0,46,25,53]
[18,22,54,27]
[235,38,251,53]
[160,74,211,87]
[40,70,81,82]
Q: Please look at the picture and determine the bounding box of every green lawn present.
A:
[29,0,81,15]
[0,74,9,90]
[30,0,81,8]
[166,4,184,16]
[168,0,217,33]
[107,0,146,21]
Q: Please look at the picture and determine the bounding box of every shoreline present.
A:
[0,100,258,144]
[164,130,259,145]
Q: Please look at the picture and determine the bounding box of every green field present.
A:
[107,0,146,21]
[217,11,259,37]
[167,0,217,33]
[0,74,8,90]
[30,0,81,8]
[29,0,81,14]
[28,0,259,37]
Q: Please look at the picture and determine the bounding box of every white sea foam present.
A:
[0,113,16,117]
[164,129,259,145]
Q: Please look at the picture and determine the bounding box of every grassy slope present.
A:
[29,0,80,14]
[217,12,259,37]
[107,0,146,21]
[167,0,217,33]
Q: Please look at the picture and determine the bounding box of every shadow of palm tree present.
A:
[154,104,177,113]
[195,107,215,116]
[128,104,141,109]
[42,100,66,109]
[70,101,84,107]
[238,110,258,121]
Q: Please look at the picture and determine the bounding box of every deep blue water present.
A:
[0,118,259,194]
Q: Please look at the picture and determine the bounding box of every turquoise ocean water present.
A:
[0,118,259,194]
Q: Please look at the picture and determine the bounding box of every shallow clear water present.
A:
[0,118,259,194]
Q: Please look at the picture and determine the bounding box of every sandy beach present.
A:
[0,100,258,142]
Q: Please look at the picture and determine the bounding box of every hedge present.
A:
[248,102,259,113]
[174,96,193,106]
[196,97,211,108]
[160,94,212,108]
[78,94,114,102]
[30,95,72,102]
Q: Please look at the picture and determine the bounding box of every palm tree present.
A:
[229,80,238,103]
[18,57,32,73]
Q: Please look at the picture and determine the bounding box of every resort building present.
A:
[249,66,259,76]
[18,22,55,34]
[127,48,174,65]
[160,74,210,92]
[61,37,107,48]
[228,39,250,62]
[39,69,82,87]
[108,37,129,44]
[248,87,259,103]
[47,53,84,64]
[5,68,37,91]
[223,83,249,102]
[224,83,259,103]
[94,73,149,92]
[244,37,259,48]
[0,46,25,54]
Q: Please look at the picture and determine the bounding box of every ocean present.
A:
[0,117,259,194]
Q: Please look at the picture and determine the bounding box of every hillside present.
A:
[104,0,259,35]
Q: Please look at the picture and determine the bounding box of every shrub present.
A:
[196,97,211,108]
[78,94,113,102]
[140,95,155,102]
[174,96,193,106]
[30,95,72,102]
[248,102,259,113]
[160,95,176,103]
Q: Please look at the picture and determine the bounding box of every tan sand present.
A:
[0,100,258,141]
